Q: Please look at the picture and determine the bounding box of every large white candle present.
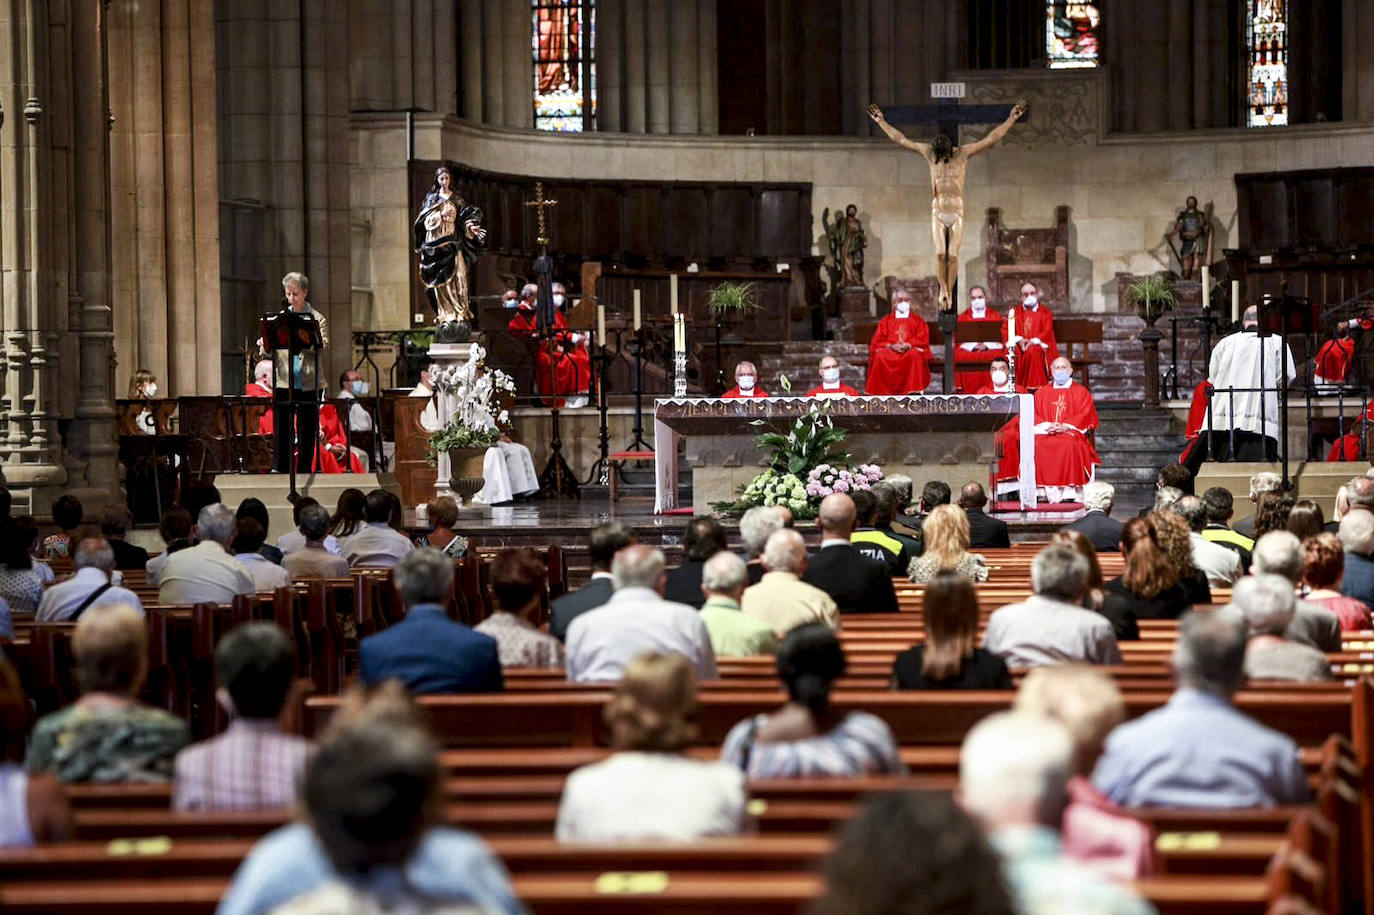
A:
[1201,265,1211,310]
[1009,310,1017,345]
[670,274,679,316]
[633,289,641,330]
[597,302,606,347]
[1231,280,1241,324]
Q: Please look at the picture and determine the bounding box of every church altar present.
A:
[653,394,1037,513]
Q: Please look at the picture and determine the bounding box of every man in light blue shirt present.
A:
[36,536,143,622]
[1092,607,1309,808]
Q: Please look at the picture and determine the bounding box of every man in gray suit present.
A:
[549,521,634,641]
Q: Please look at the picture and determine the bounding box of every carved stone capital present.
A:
[22,98,42,123]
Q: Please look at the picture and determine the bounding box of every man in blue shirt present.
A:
[359,548,503,695]
[1092,607,1309,808]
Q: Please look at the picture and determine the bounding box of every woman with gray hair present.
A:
[1234,574,1333,682]
[738,506,784,584]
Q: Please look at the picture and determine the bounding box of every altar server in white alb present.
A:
[1204,305,1297,461]
[412,368,538,506]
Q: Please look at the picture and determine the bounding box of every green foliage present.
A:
[754,403,852,477]
[1127,274,1177,322]
[425,424,500,464]
[706,281,759,317]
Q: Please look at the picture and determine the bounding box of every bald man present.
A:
[799,493,898,614]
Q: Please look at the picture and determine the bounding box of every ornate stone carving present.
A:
[964,76,1096,147]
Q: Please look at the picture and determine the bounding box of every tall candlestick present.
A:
[1009,311,1017,344]
[597,302,606,346]
[1201,265,1211,311]
[670,274,679,316]
[632,289,642,331]
[1231,279,1241,324]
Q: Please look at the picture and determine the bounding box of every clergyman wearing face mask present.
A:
[724,361,770,399]
[955,285,1005,393]
[805,356,858,397]
[1003,283,1059,390]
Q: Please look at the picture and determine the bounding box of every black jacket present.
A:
[664,560,707,608]
[964,508,1011,549]
[1061,511,1125,553]
[802,543,898,614]
[549,576,614,641]
[108,538,149,571]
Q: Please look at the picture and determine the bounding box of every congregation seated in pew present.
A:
[548,521,633,641]
[474,548,565,669]
[664,517,728,609]
[982,544,1121,668]
[1235,575,1334,684]
[801,493,898,615]
[696,552,777,658]
[740,528,839,638]
[343,490,415,569]
[1048,529,1135,641]
[36,532,143,622]
[1100,518,1192,627]
[274,496,343,558]
[850,489,910,576]
[891,571,1010,691]
[157,504,255,605]
[738,505,786,586]
[144,506,192,586]
[1251,531,1342,652]
[906,504,988,583]
[1300,531,1373,631]
[281,503,350,580]
[231,519,292,592]
[0,517,41,622]
[0,657,72,846]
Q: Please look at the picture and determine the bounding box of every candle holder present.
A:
[581,343,614,487]
[674,350,688,398]
[624,327,652,453]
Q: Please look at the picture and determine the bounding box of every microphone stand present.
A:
[625,325,652,453]
[581,337,614,487]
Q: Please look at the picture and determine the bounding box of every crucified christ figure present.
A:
[868,98,1029,311]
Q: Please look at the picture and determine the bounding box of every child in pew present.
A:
[173,623,309,812]
[0,656,73,845]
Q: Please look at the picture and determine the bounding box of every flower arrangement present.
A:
[739,469,811,515]
[805,463,884,498]
[425,344,516,462]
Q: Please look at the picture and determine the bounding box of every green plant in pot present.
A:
[707,281,760,323]
[1126,274,1177,325]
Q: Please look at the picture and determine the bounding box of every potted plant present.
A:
[706,281,759,323]
[1126,274,1177,325]
[425,345,516,501]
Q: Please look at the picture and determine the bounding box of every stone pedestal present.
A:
[426,342,477,502]
[839,286,872,318]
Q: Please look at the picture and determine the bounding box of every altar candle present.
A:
[1009,310,1016,345]
[597,301,606,346]
[670,274,679,316]
[633,289,642,330]
[1231,280,1241,324]
[676,314,685,352]
[1201,265,1211,310]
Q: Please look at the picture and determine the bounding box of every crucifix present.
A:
[868,87,1027,392]
[524,181,559,336]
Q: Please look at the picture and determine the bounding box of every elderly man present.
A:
[722,361,768,399]
[158,504,256,605]
[804,354,859,397]
[1176,495,1242,587]
[959,481,1010,548]
[1338,509,1374,608]
[960,712,1154,915]
[1205,305,1297,461]
[983,544,1121,667]
[664,517,728,609]
[245,359,274,398]
[282,504,350,580]
[1234,471,1282,539]
[1001,281,1059,390]
[1251,531,1342,651]
[742,529,839,637]
[359,548,503,694]
[802,493,898,614]
[550,521,634,641]
[953,284,1004,393]
[36,535,144,621]
[1234,575,1332,682]
[1199,486,1254,567]
[507,282,590,408]
[739,506,785,585]
[1093,608,1309,808]
[344,491,415,568]
[275,497,342,558]
[564,545,717,683]
[1032,356,1100,504]
[864,288,930,395]
[1062,481,1123,552]
[698,552,777,657]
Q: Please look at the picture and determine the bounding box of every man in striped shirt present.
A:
[173,624,309,811]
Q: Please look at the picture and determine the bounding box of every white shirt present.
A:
[555,752,747,842]
[276,529,343,557]
[344,522,415,568]
[234,553,293,592]
[36,567,145,622]
[158,540,256,605]
[1205,329,1297,437]
[337,389,373,432]
[564,587,718,683]
[1189,532,1244,587]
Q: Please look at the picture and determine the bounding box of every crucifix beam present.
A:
[880,100,1026,145]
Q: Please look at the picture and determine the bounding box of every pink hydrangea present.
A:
[833,479,850,493]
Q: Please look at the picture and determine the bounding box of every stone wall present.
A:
[351,69,1374,336]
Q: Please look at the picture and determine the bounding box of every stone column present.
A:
[645,0,671,134]
[668,0,699,134]
[623,0,647,132]
[696,0,718,134]
[598,0,624,131]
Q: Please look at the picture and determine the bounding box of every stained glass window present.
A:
[1046,2,1100,69]
[1247,0,1288,127]
[533,1,596,132]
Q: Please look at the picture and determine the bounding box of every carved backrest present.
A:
[881,276,942,319]
[985,206,1071,309]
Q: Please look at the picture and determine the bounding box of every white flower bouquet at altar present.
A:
[738,469,811,515]
[425,345,517,461]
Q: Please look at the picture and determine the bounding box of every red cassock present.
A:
[1326,402,1374,462]
[722,386,769,399]
[1179,380,1213,466]
[257,405,363,473]
[954,310,1004,393]
[977,384,1028,482]
[804,384,861,397]
[1001,304,1059,390]
[865,314,930,395]
[508,309,592,403]
[1314,338,1355,383]
[1033,383,1100,487]
[244,382,272,398]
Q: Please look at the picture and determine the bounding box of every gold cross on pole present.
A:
[524,181,558,249]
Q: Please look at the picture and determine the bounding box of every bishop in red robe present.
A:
[805,355,859,397]
[722,360,769,398]
[508,302,592,407]
[1001,282,1058,390]
[864,292,930,395]
[976,357,1027,486]
[245,359,273,398]
[954,286,1005,393]
[1033,357,1100,501]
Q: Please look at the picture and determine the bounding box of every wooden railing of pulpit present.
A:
[391,393,437,508]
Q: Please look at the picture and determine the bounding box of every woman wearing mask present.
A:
[127,370,161,435]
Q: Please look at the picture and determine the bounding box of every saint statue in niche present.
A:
[868,99,1028,311]
[413,166,487,343]
[823,204,867,289]
[1166,195,1213,281]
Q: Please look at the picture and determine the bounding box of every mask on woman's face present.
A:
[990,369,1009,387]
[143,383,158,398]
[737,375,756,390]
[821,368,841,384]
[1052,368,1072,385]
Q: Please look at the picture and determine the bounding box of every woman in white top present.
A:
[556,652,747,842]
[128,369,161,436]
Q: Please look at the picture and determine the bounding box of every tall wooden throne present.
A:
[985,205,1070,309]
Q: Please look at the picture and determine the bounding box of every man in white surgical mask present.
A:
[976,356,1025,497]
[864,288,931,395]
[723,360,769,399]
[1002,281,1059,390]
[955,285,1005,393]
[552,282,569,312]
[1032,356,1100,504]
[804,355,858,398]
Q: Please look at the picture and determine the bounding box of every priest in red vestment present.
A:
[1313,326,1357,387]
[1326,401,1374,462]
[507,290,591,408]
[1033,357,1100,503]
[864,289,930,395]
[976,356,1027,492]
[805,354,859,397]
[257,399,363,473]
[1001,281,1059,390]
[722,360,769,398]
[245,360,273,398]
[954,285,1005,393]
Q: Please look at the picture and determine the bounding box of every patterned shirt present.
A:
[26,702,190,783]
[172,718,310,811]
[720,711,904,779]
[0,567,44,615]
[473,612,564,668]
[41,534,71,560]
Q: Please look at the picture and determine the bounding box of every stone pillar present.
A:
[645,0,671,134]
[623,0,647,132]
[501,0,531,129]
[696,0,718,134]
[598,0,624,131]
[668,0,699,134]
[459,0,484,122]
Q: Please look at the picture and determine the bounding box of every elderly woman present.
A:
[25,605,189,781]
[721,624,903,778]
[0,517,43,618]
[907,504,988,582]
[556,652,745,841]
[416,495,467,559]
[475,548,564,668]
[739,505,785,585]
[1302,532,1373,631]
[1235,574,1333,682]
[1015,666,1156,881]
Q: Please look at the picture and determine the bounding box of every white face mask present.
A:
[894,301,911,317]
[1022,294,1038,308]
[990,369,1009,387]
[970,297,986,315]
[737,375,755,391]
[143,383,158,398]
[1052,368,1072,386]
[351,380,370,395]
[821,367,840,384]
[553,294,565,307]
